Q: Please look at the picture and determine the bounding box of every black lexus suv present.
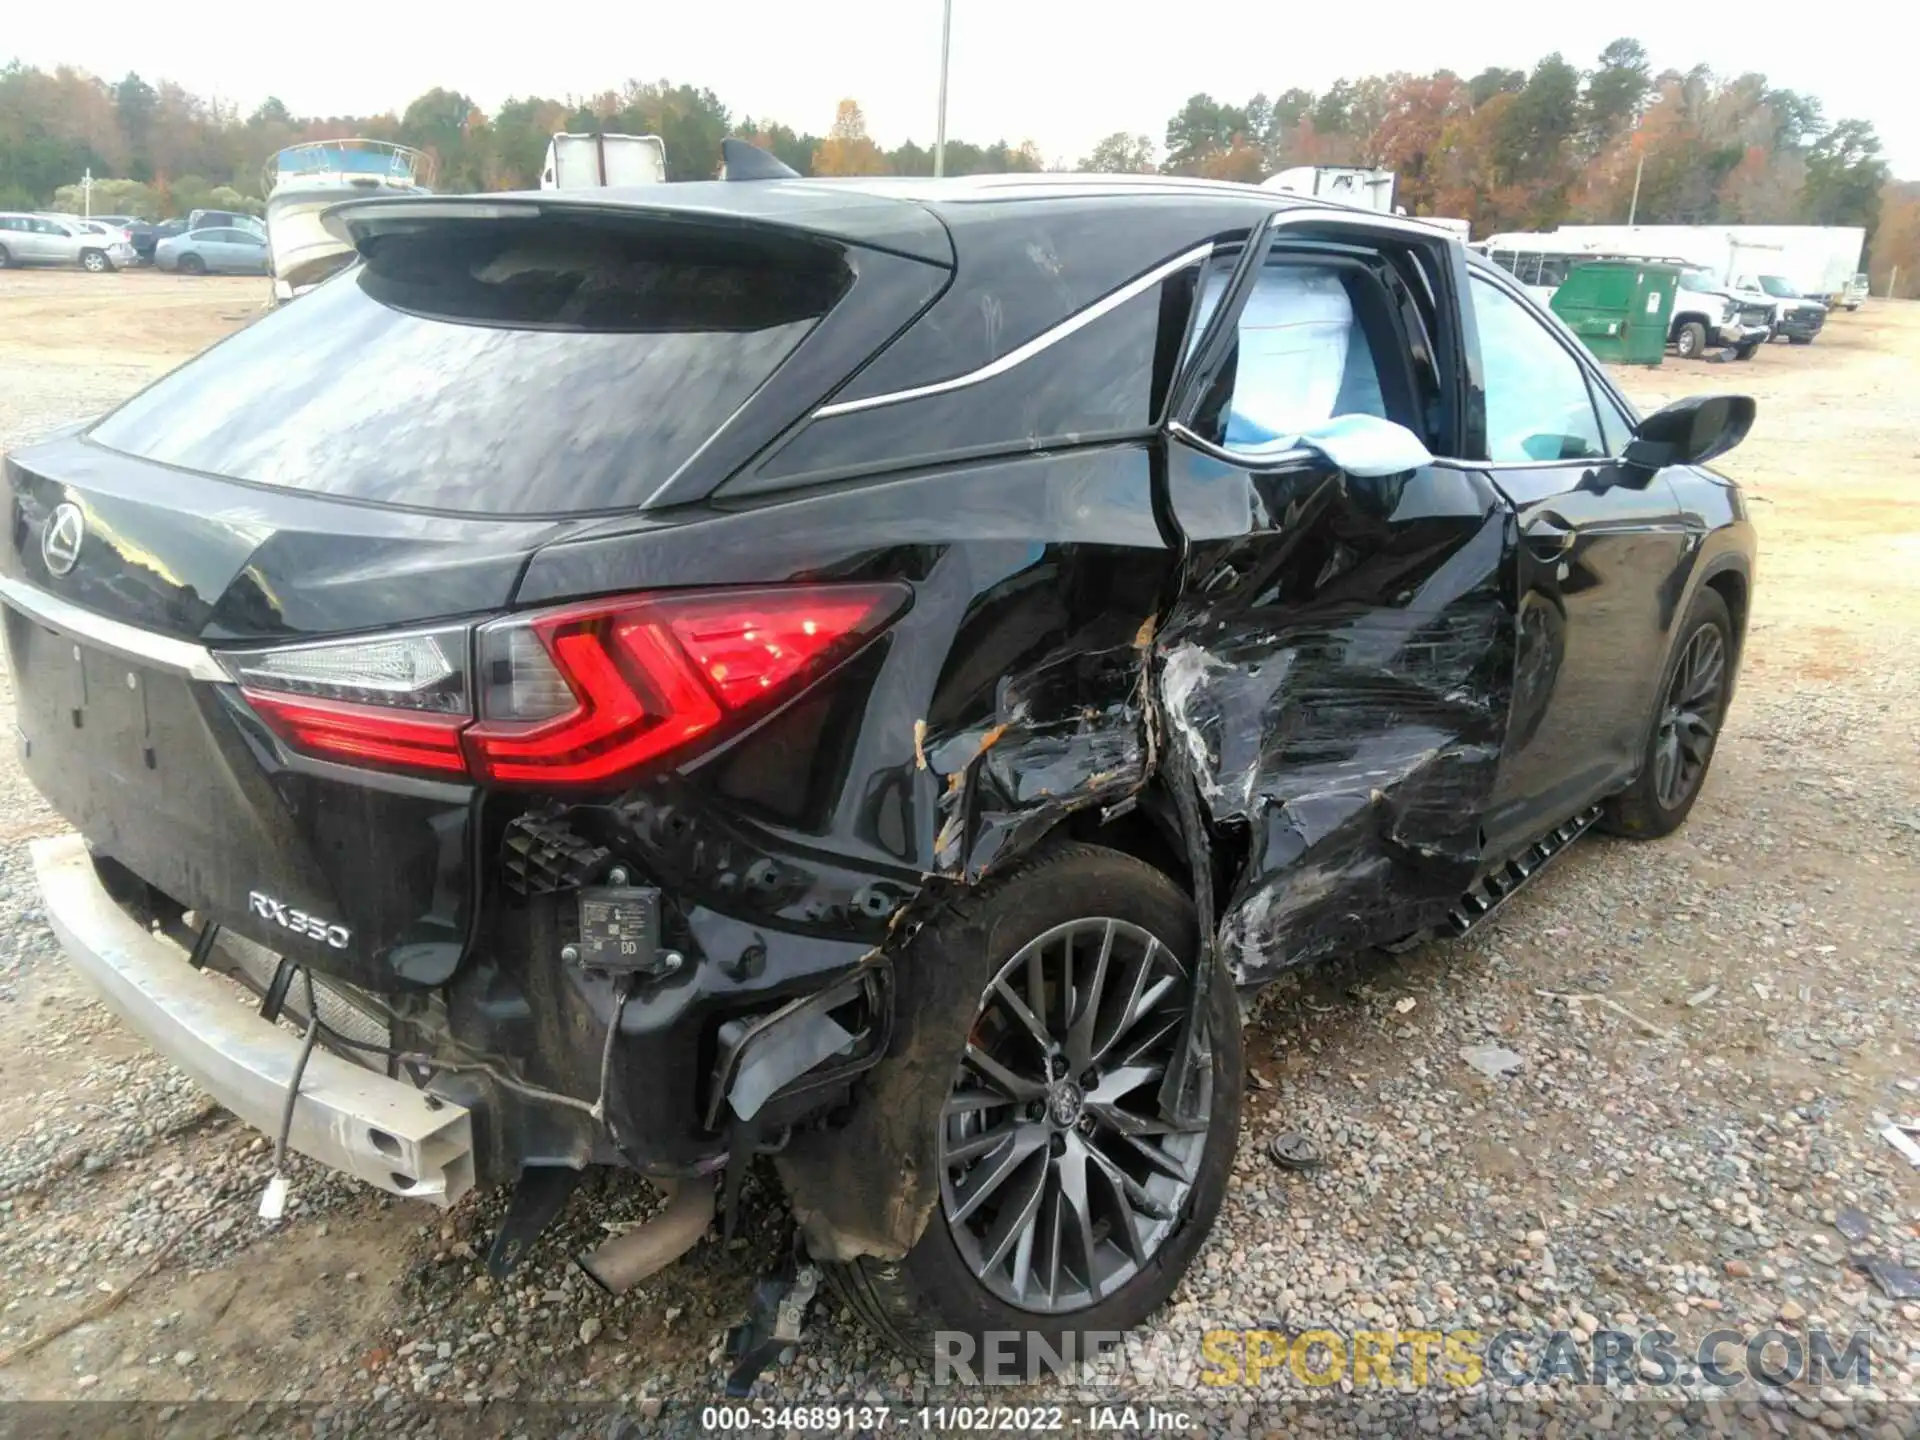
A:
[3,149,1756,1371]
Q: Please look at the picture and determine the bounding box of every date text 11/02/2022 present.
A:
[699,1406,1195,1431]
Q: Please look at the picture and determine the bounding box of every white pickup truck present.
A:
[1730,271,1828,344]
[1667,264,1776,360]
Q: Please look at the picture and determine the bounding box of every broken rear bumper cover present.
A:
[31,831,476,1207]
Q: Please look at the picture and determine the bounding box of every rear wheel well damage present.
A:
[773,839,1199,1266]
[1061,780,1192,888]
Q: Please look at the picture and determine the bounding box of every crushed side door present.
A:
[1151,219,1519,988]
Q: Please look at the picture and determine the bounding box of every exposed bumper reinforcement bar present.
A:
[30,832,475,1207]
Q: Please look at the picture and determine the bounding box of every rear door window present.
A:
[90,218,850,515]
[1187,251,1418,451]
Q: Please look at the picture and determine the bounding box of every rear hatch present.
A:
[3,196,950,990]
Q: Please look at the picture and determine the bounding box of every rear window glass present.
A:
[91,218,848,515]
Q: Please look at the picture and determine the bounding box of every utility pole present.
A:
[1626,152,1644,226]
[933,0,953,178]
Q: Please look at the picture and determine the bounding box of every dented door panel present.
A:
[1155,439,1513,984]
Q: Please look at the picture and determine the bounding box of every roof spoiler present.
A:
[721,138,800,182]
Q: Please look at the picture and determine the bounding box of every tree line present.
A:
[2,44,1914,294]
[1122,42,1892,250]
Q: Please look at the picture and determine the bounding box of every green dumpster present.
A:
[1550,260,1679,366]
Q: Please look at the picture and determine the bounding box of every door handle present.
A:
[1524,517,1576,555]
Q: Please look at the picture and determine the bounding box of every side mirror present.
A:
[1624,394,1755,471]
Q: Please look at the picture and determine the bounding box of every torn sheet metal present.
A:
[921,609,1156,882]
[1154,461,1512,986]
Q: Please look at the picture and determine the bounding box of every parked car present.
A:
[2,160,1757,1376]
[0,212,136,271]
[1842,273,1869,311]
[131,217,187,266]
[155,225,271,275]
[188,208,266,236]
[91,215,155,259]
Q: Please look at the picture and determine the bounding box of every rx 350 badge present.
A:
[248,891,351,949]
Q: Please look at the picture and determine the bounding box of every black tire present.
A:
[1788,335,1813,345]
[80,248,110,273]
[1674,321,1707,359]
[820,842,1243,1370]
[1602,587,1734,840]
[1733,342,1760,361]
[176,253,206,276]
[0,243,11,268]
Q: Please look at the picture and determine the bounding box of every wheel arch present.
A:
[1702,564,1750,660]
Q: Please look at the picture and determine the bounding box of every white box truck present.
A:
[1555,225,1861,306]
[1261,166,1397,214]
[540,133,668,189]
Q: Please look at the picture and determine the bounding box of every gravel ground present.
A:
[0,272,1914,1436]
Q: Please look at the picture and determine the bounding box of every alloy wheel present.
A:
[938,917,1209,1314]
[1653,621,1727,810]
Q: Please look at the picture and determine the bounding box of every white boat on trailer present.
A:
[264,140,434,302]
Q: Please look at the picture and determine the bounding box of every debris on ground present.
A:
[1881,1122,1920,1167]
[1857,1256,1920,1301]
[1459,1044,1524,1078]
[1833,1206,1872,1243]
[1266,1131,1322,1171]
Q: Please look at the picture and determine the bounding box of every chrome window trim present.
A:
[812,242,1217,419]
[1166,421,1314,470]
[0,575,227,682]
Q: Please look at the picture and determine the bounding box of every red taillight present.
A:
[223,585,906,787]
[465,586,904,786]
[243,691,470,774]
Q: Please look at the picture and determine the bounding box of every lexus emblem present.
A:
[42,503,85,578]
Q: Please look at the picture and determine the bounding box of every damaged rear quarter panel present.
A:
[1156,449,1513,984]
[520,447,1177,1249]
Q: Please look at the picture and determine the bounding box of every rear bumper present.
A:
[31,831,475,1207]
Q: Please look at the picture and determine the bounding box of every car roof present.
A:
[330,174,1334,268]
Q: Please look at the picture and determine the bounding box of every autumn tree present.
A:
[114,73,157,179]
[1580,39,1650,151]
[1081,132,1155,173]
[1163,93,1247,174]
[1369,72,1462,215]
[812,99,887,176]
[1804,119,1890,229]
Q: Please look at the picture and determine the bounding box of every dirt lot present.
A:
[0,267,1915,1430]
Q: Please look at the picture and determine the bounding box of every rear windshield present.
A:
[90,218,848,515]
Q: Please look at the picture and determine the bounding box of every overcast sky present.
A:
[11,2,1916,177]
